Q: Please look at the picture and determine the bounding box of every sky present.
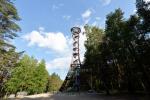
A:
[13,0,137,80]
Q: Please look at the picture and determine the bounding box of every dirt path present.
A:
[8,93,150,100]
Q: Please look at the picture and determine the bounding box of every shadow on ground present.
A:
[9,93,150,100]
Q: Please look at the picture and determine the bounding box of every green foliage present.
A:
[5,55,49,95]
[81,1,150,94]
[0,0,21,97]
[0,0,20,36]
[80,25,105,91]
[84,25,104,65]
[47,73,63,92]
[0,0,21,49]
[33,60,49,94]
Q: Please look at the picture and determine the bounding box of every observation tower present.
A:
[60,27,81,92]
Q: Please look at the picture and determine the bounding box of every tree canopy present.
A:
[80,0,150,94]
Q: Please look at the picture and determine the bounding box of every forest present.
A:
[0,0,150,98]
[81,0,150,95]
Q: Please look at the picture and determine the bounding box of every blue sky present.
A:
[13,0,136,79]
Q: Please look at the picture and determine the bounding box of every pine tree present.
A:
[0,0,21,97]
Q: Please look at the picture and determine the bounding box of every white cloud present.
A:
[82,9,92,19]
[45,56,71,80]
[63,15,71,20]
[79,30,86,62]
[100,0,112,6]
[46,56,71,70]
[81,9,93,24]
[144,0,150,3]
[23,29,68,52]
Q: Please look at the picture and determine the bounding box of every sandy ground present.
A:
[8,93,150,100]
